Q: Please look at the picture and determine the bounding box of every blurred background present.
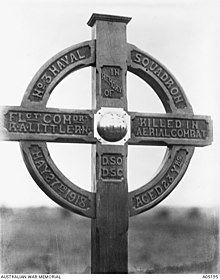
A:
[0,0,219,274]
[0,206,218,273]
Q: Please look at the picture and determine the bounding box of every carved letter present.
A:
[32,88,44,99]
[160,72,169,82]
[49,64,60,76]
[70,52,79,63]
[135,196,143,208]
[57,60,66,70]
[134,53,141,63]
[9,122,17,132]
[173,95,184,104]
[9,112,17,122]
[165,78,174,89]
[60,55,70,65]
[155,185,163,196]
[76,50,86,59]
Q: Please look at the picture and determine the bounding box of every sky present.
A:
[0,0,219,209]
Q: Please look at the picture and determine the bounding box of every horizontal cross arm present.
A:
[128,112,213,147]
[0,106,96,144]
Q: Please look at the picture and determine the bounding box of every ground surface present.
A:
[0,206,219,274]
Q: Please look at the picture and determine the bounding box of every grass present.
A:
[0,206,219,274]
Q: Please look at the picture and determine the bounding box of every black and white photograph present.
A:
[0,0,219,276]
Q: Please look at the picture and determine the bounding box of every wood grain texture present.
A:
[90,15,130,273]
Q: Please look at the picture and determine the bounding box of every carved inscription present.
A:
[29,45,91,102]
[101,153,124,180]
[132,149,186,209]
[132,116,208,140]
[30,145,90,209]
[131,50,186,108]
[5,110,92,135]
[101,66,123,99]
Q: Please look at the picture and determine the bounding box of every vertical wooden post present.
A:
[88,14,131,273]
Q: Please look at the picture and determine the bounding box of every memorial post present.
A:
[88,14,131,274]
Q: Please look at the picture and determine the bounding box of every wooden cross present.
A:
[0,13,212,273]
